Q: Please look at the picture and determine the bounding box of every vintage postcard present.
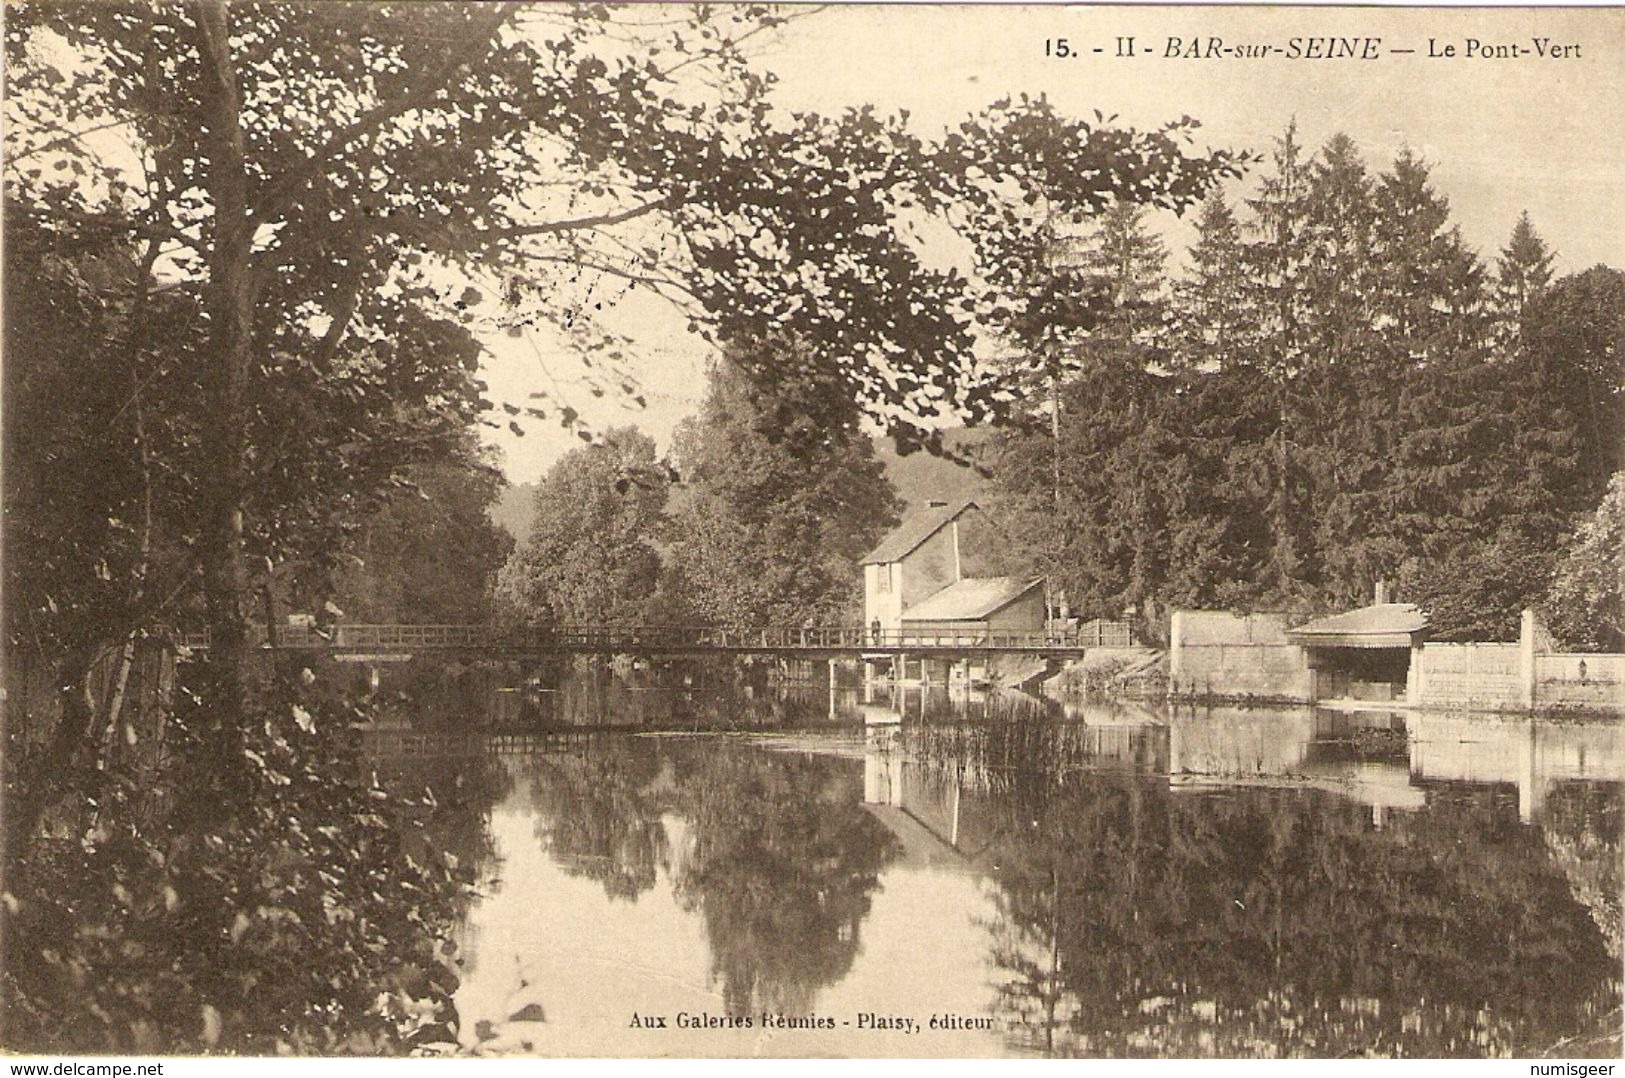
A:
[3,1,1622,1064]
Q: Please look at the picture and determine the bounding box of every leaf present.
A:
[292,705,315,733]
[201,1004,222,1048]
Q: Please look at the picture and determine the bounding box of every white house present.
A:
[861,499,976,637]
[861,498,1048,639]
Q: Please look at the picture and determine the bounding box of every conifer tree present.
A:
[1074,200,1170,341]
[1243,121,1316,593]
[1299,134,1394,607]
[1302,134,1382,365]
[1173,191,1253,371]
[1492,211,1557,347]
[1372,149,1488,362]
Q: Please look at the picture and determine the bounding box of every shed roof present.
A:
[1287,603,1428,649]
[902,576,1044,622]
[860,498,977,565]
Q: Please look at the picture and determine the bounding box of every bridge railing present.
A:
[179,620,1134,652]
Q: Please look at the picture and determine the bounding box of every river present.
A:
[360,665,1623,1058]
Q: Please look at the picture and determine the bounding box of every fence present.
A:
[181,621,1134,654]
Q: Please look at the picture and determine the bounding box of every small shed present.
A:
[901,576,1046,639]
[1287,603,1429,704]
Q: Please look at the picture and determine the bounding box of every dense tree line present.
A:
[982,125,1623,643]
[499,354,901,627]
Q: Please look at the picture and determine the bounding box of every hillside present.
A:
[870,426,996,512]
[489,481,537,548]
[489,426,1000,549]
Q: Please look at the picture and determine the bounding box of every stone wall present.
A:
[1170,607,1623,713]
[1415,642,1523,710]
[1535,653,1625,711]
[1168,611,1313,703]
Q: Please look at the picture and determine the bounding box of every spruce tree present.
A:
[1243,121,1316,594]
[1300,133,1391,607]
[1075,200,1170,340]
[1301,134,1383,363]
[1492,211,1557,348]
[1173,191,1254,371]
[1372,149,1488,363]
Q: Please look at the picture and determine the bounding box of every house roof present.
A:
[860,498,977,565]
[1287,603,1429,649]
[901,576,1044,622]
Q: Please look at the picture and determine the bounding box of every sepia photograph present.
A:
[3,0,1623,1062]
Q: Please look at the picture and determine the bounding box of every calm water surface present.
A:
[365,669,1624,1057]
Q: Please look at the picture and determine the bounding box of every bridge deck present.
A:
[182,622,1134,657]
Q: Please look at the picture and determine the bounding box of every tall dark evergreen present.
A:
[985,128,1618,640]
[1173,191,1253,371]
[1075,200,1170,339]
[1243,121,1316,593]
[1493,211,1557,347]
[1372,149,1487,362]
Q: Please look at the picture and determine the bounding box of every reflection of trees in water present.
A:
[512,736,901,1008]
[671,747,900,1014]
[369,743,513,914]
[1540,781,1623,960]
[525,738,671,901]
[969,740,1621,1057]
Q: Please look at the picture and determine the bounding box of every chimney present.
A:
[1374,580,1390,605]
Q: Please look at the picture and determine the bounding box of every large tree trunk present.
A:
[192,0,257,803]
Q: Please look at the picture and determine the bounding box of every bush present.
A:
[2,662,472,1054]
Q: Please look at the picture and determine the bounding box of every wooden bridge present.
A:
[182,621,1133,658]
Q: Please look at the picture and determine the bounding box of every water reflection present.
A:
[671,746,900,1014]
[895,719,1619,1057]
[366,672,1623,1057]
[527,740,670,901]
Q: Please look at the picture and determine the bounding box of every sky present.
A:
[477,4,1625,485]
